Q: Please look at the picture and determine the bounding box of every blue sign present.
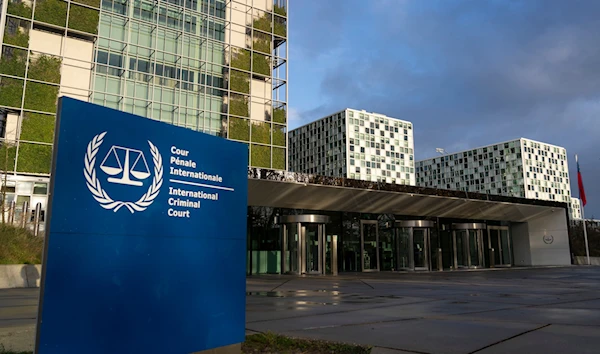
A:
[35,97,248,353]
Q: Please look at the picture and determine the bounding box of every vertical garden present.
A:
[0,0,100,174]
[227,2,287,170]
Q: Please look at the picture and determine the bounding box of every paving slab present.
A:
[476,324,600,354]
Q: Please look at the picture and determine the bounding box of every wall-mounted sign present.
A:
[543,235,554,244]
[35,98,248,354]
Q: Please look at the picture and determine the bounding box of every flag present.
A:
[576,155,587,206]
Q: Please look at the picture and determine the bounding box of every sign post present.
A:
[35,97,248,353]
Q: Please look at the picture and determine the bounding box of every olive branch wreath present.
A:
[83,132,163,213]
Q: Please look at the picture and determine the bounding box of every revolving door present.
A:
[452,223,486,269]
[279,215,331,275]
[396,220,434,271]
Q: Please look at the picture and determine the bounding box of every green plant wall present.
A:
[28,55,62,83]
[230,96,249,117]
[7,1,33,18]
[273,107,286,124]
[0,78,24,108]
[251,121,271,144]
[273,148,285,170]
[72,0,101,7]
[68,4,99,34]
[0,48,27,77]
[3,19,30,48]
[274,5,287,17]
[253,38,271,54]
[252,53,270,76]
[229,117,249,141]
[35,0,68,27]
[273,126,285,146]
[274,19,286,37]
[20,113,55,143]
[0,144,17,171]
[230,70,250,94]
[16,143,52,174]
[253,13,272,33]
[251,144,270,168]
[231,48,251,71]
[24,82,59,113]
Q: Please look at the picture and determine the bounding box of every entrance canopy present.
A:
[247,169,568,223]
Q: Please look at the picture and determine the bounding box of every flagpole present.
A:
[576,154,591,265]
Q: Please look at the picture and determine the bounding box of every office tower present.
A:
[289,109,416,185]
[416,138,571,204]
[0,0,288,206]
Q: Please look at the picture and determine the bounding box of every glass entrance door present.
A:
[453,228,484,269]
[488,227,512,267]
[284,223,300,274]
[397,228,411,270]
[280,217,329,275]
[454,230,468,268]
[304,224,322,274]
[361,221,379,271]
[468,230,483,267]
[413,228,429,270]
[379,228,396,271]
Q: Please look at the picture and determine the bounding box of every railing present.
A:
[3,201,45,236]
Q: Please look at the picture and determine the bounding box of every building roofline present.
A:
[289,108,413,132]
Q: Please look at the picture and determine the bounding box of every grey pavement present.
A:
[2,267,600,353]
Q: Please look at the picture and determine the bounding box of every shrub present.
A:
[0,224,43,264]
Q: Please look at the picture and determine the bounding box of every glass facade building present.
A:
[0,0,288,214]
[289,109,416,185]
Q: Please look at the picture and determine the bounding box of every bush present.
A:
[34,0,68,27]
[251,144,270,168]
[7,1,33,18]
[28,55,62,84]
[0,48,27,77]
[20,113,55,143]
[0,224,43,265]
[68,4,99,34]
[16,143,53,174]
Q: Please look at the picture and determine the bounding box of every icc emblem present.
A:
[83,132,163,213]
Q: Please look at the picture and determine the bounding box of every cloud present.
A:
[291,0,600,215]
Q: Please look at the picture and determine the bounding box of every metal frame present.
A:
[279,214,329,275]
[360,220,379,272]
[487,225,512,267]
[452,229,485,269]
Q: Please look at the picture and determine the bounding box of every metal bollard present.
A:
[34,203,42,237]
[20,201,29,228]
[8,200,15,224]
[437,248,443,271]
[489,248,495,268]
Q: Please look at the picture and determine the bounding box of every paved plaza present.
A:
[2,267,600,353]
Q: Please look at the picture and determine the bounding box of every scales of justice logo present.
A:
[83,132,163,213]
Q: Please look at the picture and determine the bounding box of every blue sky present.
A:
[287,0,600,217]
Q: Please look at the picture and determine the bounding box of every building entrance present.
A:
[279,215,330,275]
[487,226,512,267]
[452,223,486,269]
[395,220,434,271]
[361,220,379,271]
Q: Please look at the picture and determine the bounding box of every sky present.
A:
[287,0,600,217]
